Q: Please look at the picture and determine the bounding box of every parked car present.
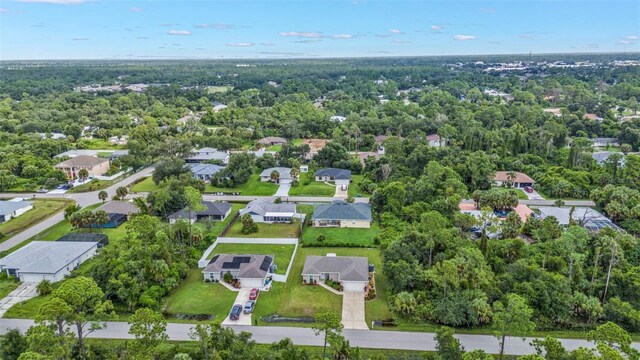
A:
[244,300,255,314]
[229,304,243,320]
[524,186,533,193]
[249,288,260,300]
[36,188,48,193]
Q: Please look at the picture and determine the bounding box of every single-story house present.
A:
[0,200,33,223]
[260,167,294,184]
[168,201,232,224]
[212,104,228,113]
[585,114,603,121]
[330,115,347,122]
[91,201,140,228]
[592,137,619,147]
[54,150,128,159]
[202,254,274,288]
[543,108,563,117]
[426,134,445,147]
[38,132,67,140]
[312,201,372,228]
[493,171,535,188]
[592,152,626,167]
[315,168,352,186]
[258,137,287,147]
[186,148,230,164]
[239,199,298,223]
[188,163,225,181]
[54,155,110,180]
[0,241,99,283]
[302,254,369,292]
[534,206,621,232]
[56,233,109,248]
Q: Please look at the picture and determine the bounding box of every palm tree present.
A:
[98,190,108,203]
[78,168,89,182]
[506,171,516,188]
[115,186,128,200]
[93,210,109,231]
[270,170,280,184]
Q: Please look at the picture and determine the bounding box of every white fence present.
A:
[198,237,299,283]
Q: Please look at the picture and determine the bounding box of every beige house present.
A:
[54,155,110,180]
[312,201,372,229]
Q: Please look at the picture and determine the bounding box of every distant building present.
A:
[37,132,67,140]
[592,151,625,166]
[315,168,352,186]
[259,167,294,184]
[426,134,444,147]
[302,254,369,292]
[54,155,110,180]
[186,148,230,164]
[188,163,225,181]
[239,199,298,223]
[543,108,563,117]
[330,115,347,123]
[312,201,372,228]
[168,201,232,224]
[584,113,603,121]
[0,200,33,223]
[493,171,535,188]
[534,206,621,232]
[212,104,228,112]
[592,138,619,147]
[202,254,274,288]
[258,137,287,147]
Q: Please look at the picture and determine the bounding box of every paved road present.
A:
[0,319,638,355]
[461,199,596,207]
[202,195,370,203]
[0,167,154,252]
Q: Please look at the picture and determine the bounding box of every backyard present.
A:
[348,174,372,197]
[0,198,73,243]
[492,186,528,200]
[301,222,381,247]
[288,172,336,197]
[205,175,278,196]
[163,268,237,319]
[130,177,159,193]
[224,220,300,238]
[206,243,296,275]
[192,203,243,236]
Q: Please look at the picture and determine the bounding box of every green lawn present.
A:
[207,243,295,275]
[205,175,278,196]
[493,186,528,200]
[256,247,387,327]
[192,203,243,237]
[348,174,371,197]
[163,268,237,318]
[206,85,233,94]
[0,199,73,243]
[130,177,159,193]
[301,222,380,247]
[67,177,123,193]
[289,181,335,197]
[76,138,125,150]
[225,220,300,238]
[0,278,19,299]
[3,293,52,319]
[266,145,282,151]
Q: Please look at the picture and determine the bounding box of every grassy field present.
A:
[206,85,233,93]
[207,243,295,275]
[255,247,387,327]
[76,138,125,150]
[266,145,282,151]
[205,175,278,196]
[288,181,335,197]
[0,278,19,299]
[301,222,380,247]
[348,174,371,197]
[225,220,300,238]
[130,177,158,193]
[492,186,528,200]
[0,199,73,243]
[68,177,123,193]
[163,268,237,318]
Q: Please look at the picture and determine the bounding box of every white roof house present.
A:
[534,206,621,232]
[0,200,33,223]
[0,241,99,283]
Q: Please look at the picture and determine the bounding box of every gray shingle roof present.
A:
[202,254,274,279]
[240,199,296,217]
[259,167,293,180]
[188,163,225,176]
[0,201,32,217]
[302,255,369,282]
[95,201,140,215]
[168,201,232,220]
[315,168,352,180]
[312,201,371,221]
[0,241,97,274]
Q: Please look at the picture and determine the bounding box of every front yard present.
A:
[347,174,372,197]
[130,177,159,193]
[301,222,381,247]
[492,186,528,200]
[205,175,278,196]
[224,220,300,238]
[206,243,295,275]
[163,268,237,318]
[288,181,335,197]
[0,198,73,243]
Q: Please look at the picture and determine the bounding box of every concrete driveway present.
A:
[222,288,253,326]
[341,291,368,330]
[274,183,291,197]
[526,189,544,200]
[0,283,38,317]
[334,185,348,198]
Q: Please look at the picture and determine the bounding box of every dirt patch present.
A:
[302,139,328,154]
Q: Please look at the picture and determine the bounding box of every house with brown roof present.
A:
[54,155,110,180]
[258,137,287,146]
[493,171,535,188]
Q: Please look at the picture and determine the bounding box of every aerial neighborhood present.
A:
[0,51,639,359]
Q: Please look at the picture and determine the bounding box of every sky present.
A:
[0,0,638,60]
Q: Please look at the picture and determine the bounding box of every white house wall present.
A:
[343,281,367,292]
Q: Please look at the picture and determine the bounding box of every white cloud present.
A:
[17,0,85,3]
[454,34,476,41]
[129,7,143,12]
[136,36,149,40]
[279,31,323,38]
[618,40,633,45]
[0,8,8,13]
[167,30,191,36]
[260,42,276,46]
[72,37,90,41]
[225,42,254,47]
[194,23,234,29]
[480,7,496,13]
[391,40,411,44]
[624,35,639,40]
[294,39,322,43]
[430,25,443,31]
[331,34,353,39]
[389,29,404,34]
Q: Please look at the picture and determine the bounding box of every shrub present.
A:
[223,272,233,283]
[316,234,326,242]
[36,280,53,296]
